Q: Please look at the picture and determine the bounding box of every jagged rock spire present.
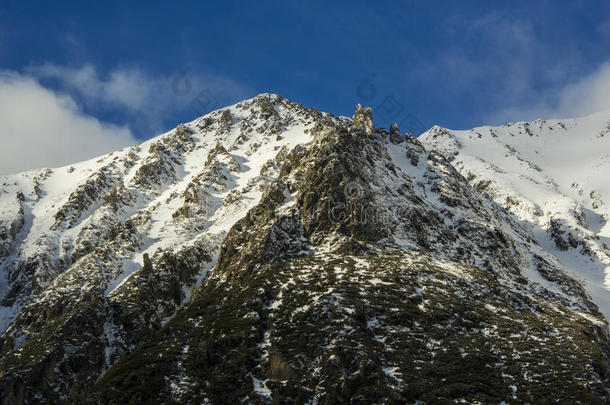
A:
[351,104,374,134]
[389,122,404,144]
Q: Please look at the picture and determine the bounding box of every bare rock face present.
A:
[1,94,610,404]
[389,122,404,144]
[219,109,233,130]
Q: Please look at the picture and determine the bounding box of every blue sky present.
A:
[1,0,610,173]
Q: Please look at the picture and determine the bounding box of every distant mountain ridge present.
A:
[420,111,610,321]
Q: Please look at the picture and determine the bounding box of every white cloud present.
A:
[0,71,137,175]
[0,63,248,175]
[437,12,610,125]
[416,11,610,126]
[488,62,610,124]
[553,62,610,117]
[30,63,248,133]
[32,63,159,111]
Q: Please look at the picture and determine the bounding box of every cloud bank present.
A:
[31,63,248,134]
[420,11,610,126]
[488,62,610,124]
[0,71,136,175]
[553,62,610,118]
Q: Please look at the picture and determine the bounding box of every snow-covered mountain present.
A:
[0,95,322,332]
[420,112,610,320]
[1,95,609,403]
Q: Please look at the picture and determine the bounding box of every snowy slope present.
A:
[0,94,342,332]
[420,111,610,319]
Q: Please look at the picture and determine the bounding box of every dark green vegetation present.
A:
[90,254,610,403]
